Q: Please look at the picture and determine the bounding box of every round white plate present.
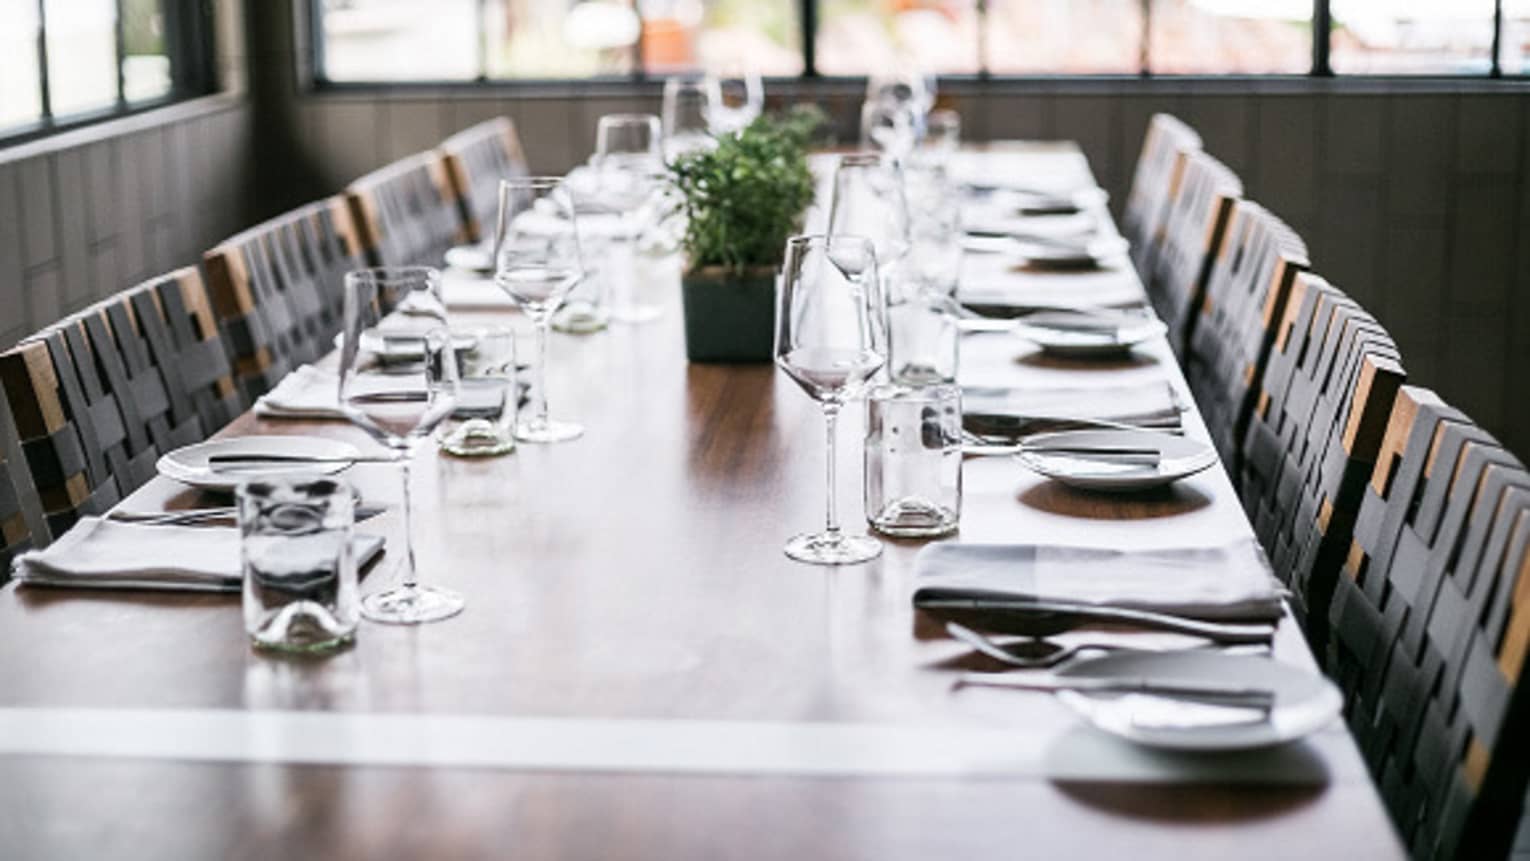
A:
[157,436,363,492]
[1015,429,1215,491]
[1013,309,1166,357]
[1014,235,1131,271]
[1054,650,1342,751]
[444,244,493,273]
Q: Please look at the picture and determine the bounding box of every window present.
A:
[1,0,212,141]
[1149,0,1311,75]
[1330,0,1497,75]
[311,0,1530,82]
[1506,0,1530,75]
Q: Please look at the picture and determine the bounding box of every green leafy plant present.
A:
[667,105,825,277]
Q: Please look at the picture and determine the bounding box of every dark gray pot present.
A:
[680,267,777,363]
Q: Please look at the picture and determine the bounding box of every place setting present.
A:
[913,538,1342,752]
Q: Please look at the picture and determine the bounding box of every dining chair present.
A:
[438,117,531,244]
[1122,113,1201,283]
[0,268,243,538]
[1144,149,1243,358]
[204,196,363,401]
[345,151,465,269]
[0,449,33,576]
[1328,389,1513,753]
[1183,200,1309,482]
[1327,387,1530,857]
[1238,273,1405,645]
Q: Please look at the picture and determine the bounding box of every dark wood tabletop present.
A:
[0,145,1405,860]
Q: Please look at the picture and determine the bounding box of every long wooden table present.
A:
[0,144,1405,859]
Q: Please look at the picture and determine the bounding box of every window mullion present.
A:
[1139,0,1150,76]
[1492,0,1504,77]
[1313,0,1332,76]
[476,0,488,81]
[36,0,52,121]
[801,0,816,77]
[115,0,126,105]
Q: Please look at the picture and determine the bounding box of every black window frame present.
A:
[0,0,219,147]
[308,0,1526,88]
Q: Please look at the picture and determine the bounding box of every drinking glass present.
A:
[493,178,586,443]
[662,76,716,161]
[775,234,889,565]
[865,71,936,115]
[861,99,917,160]
[240,476,360,652]
[704,70,764,135]
[594,113,666,323]
[887,287,959,384]
[864,384,962,537]
[437,325,517,457]
[339,267,463,624]
[828,153,911,277]
[917,109,961,165]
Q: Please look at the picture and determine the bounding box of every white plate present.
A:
[444,243,493,273]
[1015,429,1215,491]
[157,436,363,491]
[1054,651,1342,751]
[1013,309,1166,357]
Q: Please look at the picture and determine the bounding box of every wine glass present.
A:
[492,178,586,443]
[775,234,889,565]
[860,99,918,160]
[594,113,666,323]
[339,267,463,624]
[704,70,764,135]
[662,76,716,161]
[828,153,911,275]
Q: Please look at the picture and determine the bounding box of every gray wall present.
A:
[0,101,254,348]
[0,0,253,350]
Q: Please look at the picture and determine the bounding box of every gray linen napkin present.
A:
[12,517,241,591]
[962,382,1183,436]
[911,538,1283,623]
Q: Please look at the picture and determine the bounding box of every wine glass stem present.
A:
[533,321,552,427]
[823,403,841,538]
[399,453,419,591]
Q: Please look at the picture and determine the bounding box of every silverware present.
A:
[109,505,386,526]
[1016,444,1161,465]
[956,672,1277,710]
[207,453,402,467]
[916,597,1278,644]
[946,622,1127,669]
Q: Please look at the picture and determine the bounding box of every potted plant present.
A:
[667,106,823,362]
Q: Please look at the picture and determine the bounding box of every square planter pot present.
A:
[680,266,778,363]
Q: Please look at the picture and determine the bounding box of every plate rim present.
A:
[156,435,364,490]
[1052,650,1342,751]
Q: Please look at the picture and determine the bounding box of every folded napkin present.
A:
[255,365,366,420]
[12,517,241,591]
[962,382,1183,436]
[912,538,1283,623]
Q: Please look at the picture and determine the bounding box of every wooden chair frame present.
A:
[438,117,530,244]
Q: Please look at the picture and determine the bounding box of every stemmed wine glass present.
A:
[828,153,911,275]
[493,177,586,443]
[339,267,463,624]
[775,235,889,565]
[704,70,764,135]
[593,113,666,323]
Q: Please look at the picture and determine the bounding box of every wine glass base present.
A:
[515,419,584,443]
[783,531,883,565]
[552,304,609,334]
[361,584,465,625]
[439,420,515,457]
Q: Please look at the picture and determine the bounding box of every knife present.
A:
[915,597,1277,644]
[957,673,1277,710]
